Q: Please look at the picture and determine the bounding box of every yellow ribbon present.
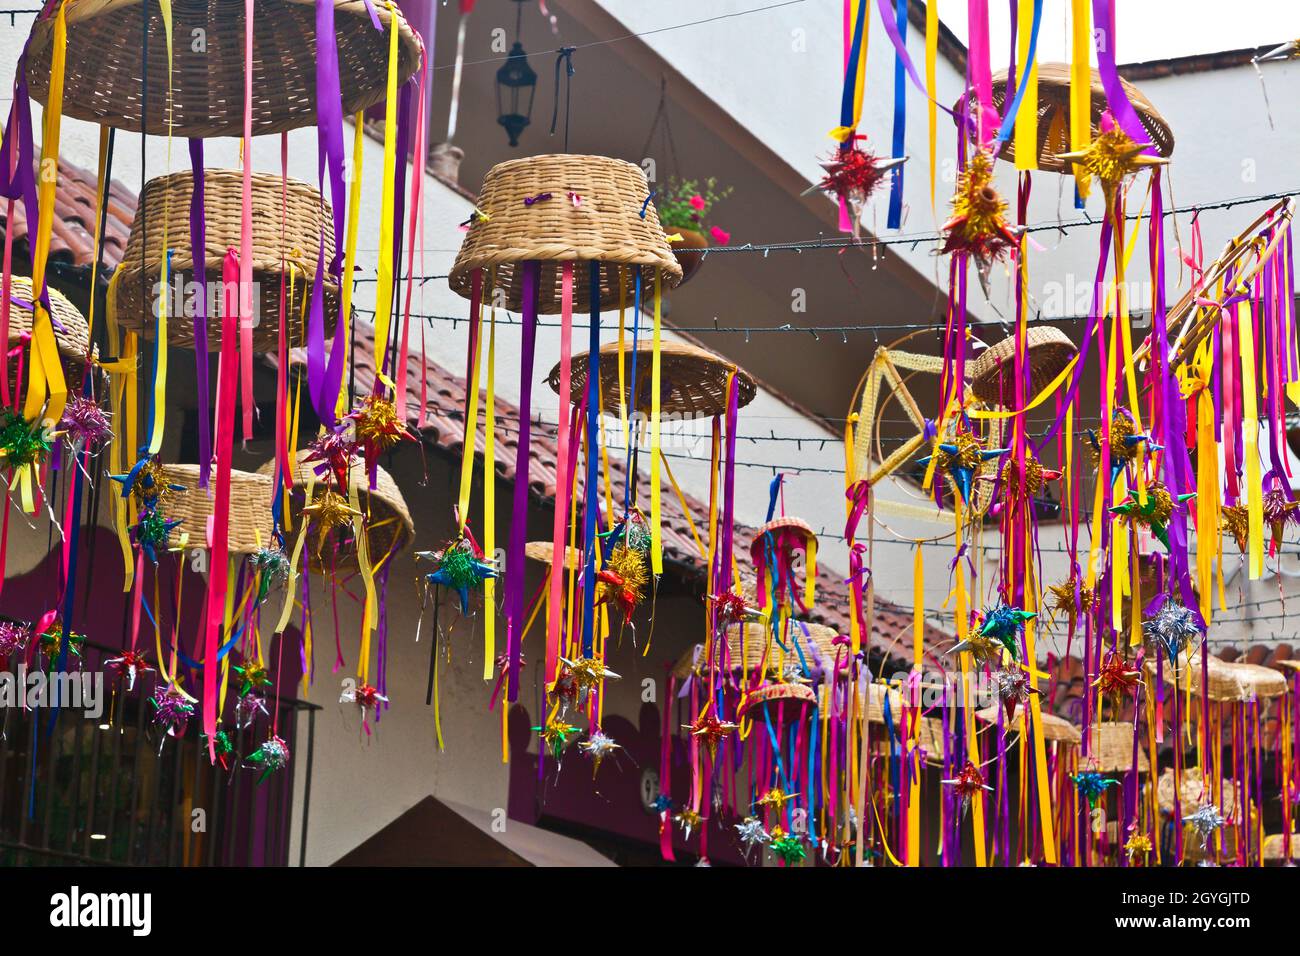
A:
[1013,0,1038,171]
[1069,0,1092,199]
[482,278,497,680]
[370,6,402,389]
[334,113,365,420]
[24,1,68,427]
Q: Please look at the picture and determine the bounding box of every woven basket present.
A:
[256,450,413,570]
[546,339,756,419]
[160,464,275,555]
[870,714,947,766]
[26,0,421,138]
[449,154,682,314]
[1089,720,1150,774]
[738,681,816,718]
[1156,768,1239,818]
[967,327,1077,407]
[1262,833,1300,862]
[953,63,1174,173]
[523,540,581,570]
[670,621,841,681]
[1148,654,1288,702]
[5,275,91,387]
[975,704,1082,745]
[864,681,903,724]
[112,170,338,352]
[750,516,816,563]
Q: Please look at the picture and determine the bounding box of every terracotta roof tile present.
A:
[0,149,135,270]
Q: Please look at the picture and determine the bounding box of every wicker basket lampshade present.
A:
[1156,767,1239,818]
[26,0,422,138]
[111,170,338,352]
[869,714,948,766]
[952,64,1174,173]
[737,680,816,719]
[160,464,276,554]
[975,704,1082,745]
[1088,720,1150,774]
[1147,654,1288,702]
[449,154,682,314]
[670,621,842,681]
[1262,833,1300,863]
[967,327,1078,407]
[523,540,582,571]
[4,276,91,388]
[546,339,757,419]
[256,450,413,570]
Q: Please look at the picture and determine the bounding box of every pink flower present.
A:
[689,194,706,211]
[710,226,731,244]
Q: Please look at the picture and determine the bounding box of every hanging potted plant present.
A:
[655,177,732,286]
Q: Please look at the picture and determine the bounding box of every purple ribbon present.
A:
[316,0,346,275]
[0,69,50,315]
[505,261,540,701]
[306,237,334,426]
[1091,0,1153,149]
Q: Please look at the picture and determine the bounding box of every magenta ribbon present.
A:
[714,374,741,596]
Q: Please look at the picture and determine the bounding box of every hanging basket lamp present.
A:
[967,326,1078,407]
[546,339,755,419]
[257,449,413,572]
[26,0,422,138]
[952,63,1174,173]
[449,154,682,314]
[111,170,339,352]
[5,275,91,390]
[160,464,276,555]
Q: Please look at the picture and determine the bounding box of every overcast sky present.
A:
[940,0,1300,65]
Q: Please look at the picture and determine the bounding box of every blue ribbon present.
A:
[886,0,907,229]
[838,0,869,135]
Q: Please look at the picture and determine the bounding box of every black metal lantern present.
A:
[495,3,536,147]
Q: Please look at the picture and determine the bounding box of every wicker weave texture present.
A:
[546,339,756,419]
[976,704,1082,744]
[161,464,275,555]
[1149,654,1288,702]
[256,450,413,570]
[449,154,682,314]
[524,541,581,570]
[113,170,338,351]
[1089,720,1150,773]
[967,326,1077,407]
[26,0,421,137]
[1156,767,1239,817]
[954,64,1174,173]
[5,275,90,360]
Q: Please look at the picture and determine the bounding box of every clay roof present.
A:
[0,148,135,271]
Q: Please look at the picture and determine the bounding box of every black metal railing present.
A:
[0,637,318,866]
